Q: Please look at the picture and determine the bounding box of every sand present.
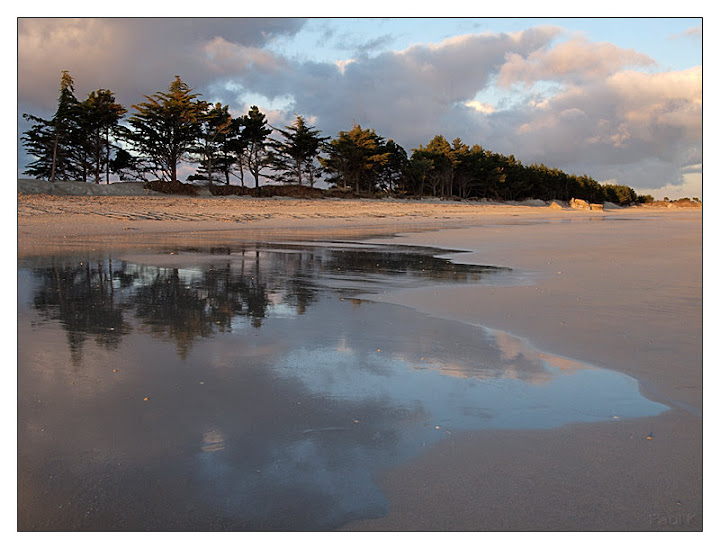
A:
[349,212,703,531]
[16,188,703,532]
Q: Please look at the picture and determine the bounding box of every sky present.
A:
[16,13,703,199]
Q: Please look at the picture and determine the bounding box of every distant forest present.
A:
[22,72,650,205]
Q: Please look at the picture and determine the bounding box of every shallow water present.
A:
[17,242,667,531]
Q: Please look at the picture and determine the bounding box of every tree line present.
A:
[22,72,647,205]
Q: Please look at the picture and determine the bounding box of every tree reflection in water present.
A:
[29,242,507,361]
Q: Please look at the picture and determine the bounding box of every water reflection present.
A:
[26,243,508,360]
[18,243,667,531]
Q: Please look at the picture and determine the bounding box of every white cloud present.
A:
[497,36,655,87]
[465,100,496,114]
[671,26,701,40]
[606,67,701,141]
[334,59,356,74]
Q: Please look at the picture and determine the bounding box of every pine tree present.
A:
[412,135,456,197]
[222,117,247,186]
[403,154,434,197]
[122,76,206,182]
[376,139,408,194]
[320,124,389,194]
[21,114,55,180]
[21,71,81,181]
[82,89,127,183]
[268,115,327,187]
[239,106,272,189]
[189,103,233,186]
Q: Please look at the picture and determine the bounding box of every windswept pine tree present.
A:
[81,89,127,184]
[22,71,81,181]
[189,102,234,186]
[221,116,248,186]
[411,136,456,197]
[239,106,272,189]
[268,115,327,187]
[320,124,389,194]
[23,72,127,183]
[122,76,206,182]
[375,139,408,194]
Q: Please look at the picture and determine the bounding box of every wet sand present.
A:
[16,193,702,531]
[348,212,702,531]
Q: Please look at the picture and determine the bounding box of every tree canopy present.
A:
[239,106,273,189]
[188,102,234,186]
[268,115,327,187]
[122,76,206,183]
[81,89,127,184]
[320,124,389,194]
[22,71,81,181]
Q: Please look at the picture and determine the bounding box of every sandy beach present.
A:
[17,188,702,531]
[18,190,582,256]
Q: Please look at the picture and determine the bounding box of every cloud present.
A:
[17,18,304,112]
[633,172,702,201]
[226,26,564,148]
[497,35,655,87]
[670,25,702,40]
[468,55,700,192]
[465,100,496,114]
[606,67,701,140]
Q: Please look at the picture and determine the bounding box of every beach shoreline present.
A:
[16,193,702,531]
[18,192,694,254]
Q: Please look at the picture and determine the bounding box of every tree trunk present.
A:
[50,133,58,182]
[106,128,111,184]
[95,129,102,184]
[307,162,315,188]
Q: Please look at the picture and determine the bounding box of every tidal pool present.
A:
[17,242,667,531]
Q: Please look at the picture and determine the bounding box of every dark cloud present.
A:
[18,18,305,113]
